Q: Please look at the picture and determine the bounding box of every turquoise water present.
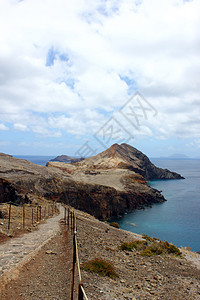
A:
[114,159,200,252]
[13,156,200,251]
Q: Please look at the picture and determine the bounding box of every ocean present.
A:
[14,155,200,251]
[14,155,55,166]
[114,159,200,252]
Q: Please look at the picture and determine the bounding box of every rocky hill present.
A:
[50,155,84,163]
[73,143,184,180]
[0,144,184,219]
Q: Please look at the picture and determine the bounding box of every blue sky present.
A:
[0,0,200,158]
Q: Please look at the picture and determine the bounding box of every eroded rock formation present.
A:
[0,144,184,219]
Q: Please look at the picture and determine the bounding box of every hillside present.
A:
[0,144,184,219]
[73,143,184,179]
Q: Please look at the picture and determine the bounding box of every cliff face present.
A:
[74,143,184,180]
[0,144,184,219]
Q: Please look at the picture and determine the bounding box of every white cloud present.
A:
[14,123,28,131]
[31,125,62,137]
[48,108,107,136]
[0,123,9,130]
[0,0,199,146]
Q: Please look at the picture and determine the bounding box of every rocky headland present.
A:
[50,155,84,163]
[0,143,184,220]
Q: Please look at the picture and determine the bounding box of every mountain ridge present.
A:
[74,143,184,180]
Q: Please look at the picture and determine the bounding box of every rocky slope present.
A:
[74,143,184,180]
[1,208,200,300]
[50,155,84,163]
[0,144,184,219]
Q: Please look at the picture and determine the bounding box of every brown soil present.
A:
[0,224,76,300]
[0,232,10,244]
[0,198,59,241]
[75,210,200,300]
[1,207,200,300]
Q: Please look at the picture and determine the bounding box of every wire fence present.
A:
[0,202,88,298]
[63,206,88,300]
[0,201,58,234]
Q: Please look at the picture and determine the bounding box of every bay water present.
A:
[14,155,200,251]
[114,159,200,252]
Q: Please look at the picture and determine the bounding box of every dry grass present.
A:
[120,235,182,257]
[82,258,119,279]
[109,222,120,229]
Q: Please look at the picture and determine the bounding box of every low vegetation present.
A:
[81,258,119,278]
[109,222,120,229]
[120,234,182,257]
[120,240,144,251]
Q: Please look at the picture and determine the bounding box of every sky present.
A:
[0,0,200,158]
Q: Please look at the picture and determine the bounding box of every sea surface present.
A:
[114,159,200,252]
[14,155,200,251]
[14,155,55,166]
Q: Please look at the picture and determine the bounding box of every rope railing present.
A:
[0,201,58,232]
[64,207,88,300]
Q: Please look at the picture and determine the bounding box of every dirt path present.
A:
[0,205,68,293]
[1,205,200,300]
[0,225,73,300]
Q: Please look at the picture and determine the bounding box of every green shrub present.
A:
[109,222,120,229]
[140,241,182,257]
[81,258,119,279]
[140,244,163,256]
[120,241,145,251]
[142,234,159,242]
[140,248,154,256]
[161,241,182,256]
[120,235,182,257]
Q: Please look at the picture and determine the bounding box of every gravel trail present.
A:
[0,225,73,300]
[0,204,65,292]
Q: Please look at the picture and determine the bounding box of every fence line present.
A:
[0,201,58,233]
[65,207,88,300]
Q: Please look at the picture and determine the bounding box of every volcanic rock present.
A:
[50,155,84,163]
[0,144,184,219]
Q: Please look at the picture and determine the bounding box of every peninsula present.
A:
[0,143,184,219]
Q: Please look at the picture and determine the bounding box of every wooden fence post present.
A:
[69,211,88,300]
[32,208,34,225]
[78,284,84,300]
[37,206,39,222]
[71,232,76,300]
[22,205,25,228]
[8,203,11,231]
[64,207,66,225]
[71,211,73,233]
[67,208,70,229]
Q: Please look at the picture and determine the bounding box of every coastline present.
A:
[75,208,200,299]
[116,158,200,252]
[8,155,200,251]
[0,204,199,299]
